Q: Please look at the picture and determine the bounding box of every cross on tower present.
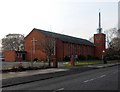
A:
[31,37,37,54]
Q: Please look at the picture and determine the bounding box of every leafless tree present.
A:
[110,37,120,51]
[39,37,55,67]
[106,38,120,60]
[117,29,120,38]
[104,28,120,60]
[2,34,25,51]
[104,28,117,48]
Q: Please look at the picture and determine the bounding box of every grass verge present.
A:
[63,60,119,67]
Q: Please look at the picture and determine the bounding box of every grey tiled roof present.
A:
[34,28,94,46]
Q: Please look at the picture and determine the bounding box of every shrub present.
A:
[87,55,98,60]
[33,58,38,61]
[17,63,25,71]
[77,55,86,60]
[63,56,70,61]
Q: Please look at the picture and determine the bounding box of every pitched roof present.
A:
[34,28,94,46]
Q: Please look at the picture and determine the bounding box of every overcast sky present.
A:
[0,0,118,43]
[118,1,120,29]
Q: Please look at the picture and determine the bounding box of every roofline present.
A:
[25,28,94,47]
[34,28,92,42]
[24,29,34,40]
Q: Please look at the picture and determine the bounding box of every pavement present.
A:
[1,62,120,88]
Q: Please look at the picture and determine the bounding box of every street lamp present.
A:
[102,50,107,64]
[102,50,105,60]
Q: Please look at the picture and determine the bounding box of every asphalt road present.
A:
[3,65,119,91]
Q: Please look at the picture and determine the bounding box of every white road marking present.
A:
[57,88,64,90]
[84,78,94,83]
[84,74,107,83]
[84,80,89,83]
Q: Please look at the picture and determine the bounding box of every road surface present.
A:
[2,65,119,91]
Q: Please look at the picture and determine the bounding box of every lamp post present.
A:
[102,50,105,60]
[102,50,107,64]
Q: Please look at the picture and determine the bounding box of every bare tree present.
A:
[2,34,25,51]
[110,37,120,51]
[39,37,55,67]
[118,29,120,38]
[104,28,117,48]
[104,28,120,60]
[106,37,120,60]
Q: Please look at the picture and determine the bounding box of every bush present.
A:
[87,55,99,60]
[63,56,70,61]
[17,63,25,71]
[87,55,93,60]
[33,58,38,61]
[77,55,86,60]
[106,55,120,60]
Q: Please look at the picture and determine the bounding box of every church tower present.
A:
[94,11,106,59]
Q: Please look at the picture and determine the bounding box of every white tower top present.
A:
[97,11,102,33]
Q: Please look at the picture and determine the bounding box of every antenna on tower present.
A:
[99,8,100,12]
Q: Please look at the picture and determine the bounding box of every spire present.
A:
[97,10,102,33]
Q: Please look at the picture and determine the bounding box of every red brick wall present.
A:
[63,42,69,57]
[56,42,95,60]
[94,33,106,59]
[24,29,46,61]
[56,39,64,60]
[3,51,16,62]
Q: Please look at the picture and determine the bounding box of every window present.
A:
[68,44,70,57]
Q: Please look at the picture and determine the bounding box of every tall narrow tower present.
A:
[97,12,102,33]
[94,11,106,59]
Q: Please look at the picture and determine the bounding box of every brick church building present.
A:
[3,12,106,62]
[24,28,95,61]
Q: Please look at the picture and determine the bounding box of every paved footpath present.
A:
[1,68,68,79]
[1,63,119,80]
[1,63,120,88]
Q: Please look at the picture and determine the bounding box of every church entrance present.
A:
[16,51,27,61]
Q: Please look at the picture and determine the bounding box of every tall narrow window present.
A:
[68,44,70,57]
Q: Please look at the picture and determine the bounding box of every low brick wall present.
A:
[2,61,49,70]
[1,61,66,70]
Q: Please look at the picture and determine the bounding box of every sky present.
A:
[0,0,119,45]
[118,1,120,29]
